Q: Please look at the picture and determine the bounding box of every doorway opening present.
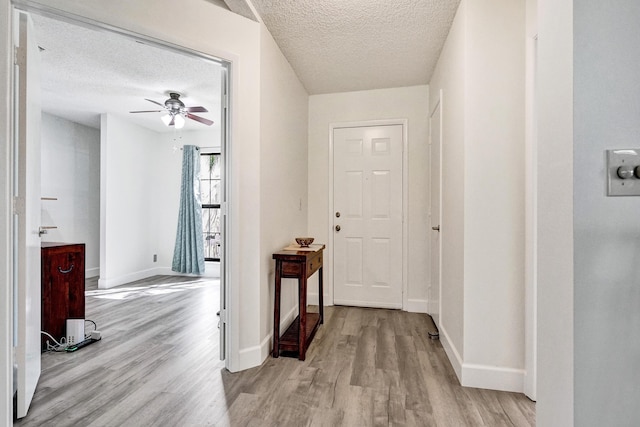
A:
[11,6,233,419]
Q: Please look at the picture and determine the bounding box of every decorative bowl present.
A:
[295,237,314,247]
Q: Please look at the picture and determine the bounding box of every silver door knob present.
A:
[335,225,341,232]
[432,225,440,231]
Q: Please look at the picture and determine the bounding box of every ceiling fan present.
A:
[129,92,214,128]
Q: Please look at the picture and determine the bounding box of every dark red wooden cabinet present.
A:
[41,243,85,348]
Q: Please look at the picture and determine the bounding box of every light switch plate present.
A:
[606,149,640,196]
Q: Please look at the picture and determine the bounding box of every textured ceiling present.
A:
[251,0,461,94]
[31,14,222,133]
[29,0,460,131]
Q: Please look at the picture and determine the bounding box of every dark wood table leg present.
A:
[318,266,323,324]
[298,273,308,361]
[272,262,281,358]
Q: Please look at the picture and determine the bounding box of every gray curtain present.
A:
[172,145,205,274]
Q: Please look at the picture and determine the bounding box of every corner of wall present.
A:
[439,323,463,382]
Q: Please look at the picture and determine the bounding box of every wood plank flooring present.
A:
[15,275,535,426]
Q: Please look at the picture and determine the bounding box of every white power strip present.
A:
[66,319,85,345]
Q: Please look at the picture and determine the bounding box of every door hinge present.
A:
[12,197,25,216]
[14,45,26,67]
[219,308,227,324]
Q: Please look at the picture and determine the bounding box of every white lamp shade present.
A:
[161,113,173,126]
[174,114,186,129]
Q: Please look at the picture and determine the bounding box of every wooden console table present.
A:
[272,244,325,360]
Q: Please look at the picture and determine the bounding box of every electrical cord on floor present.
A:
[84,319,97,339]
[41,331,68,352]
[41,319,101,353]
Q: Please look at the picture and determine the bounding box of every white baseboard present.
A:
[98,268,163,289]
[232,308,290,371]
[308,292,333,307]
[333,299,402,309]
[85,267,100,278]
[237,305,299,371]
[439,324,463,382]
[259,334,273,363]
[312,294,426,312]
[461,364,524,393]
[98,265,220,289]
[439,323,524,393]
[405,298,428,313]
[154,264,220,278]
[261,306,298,360]
[238,342,264,370]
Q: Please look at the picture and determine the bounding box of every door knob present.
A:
[335,225,341,232]
[335,211,341,218]
[432,225,440,232]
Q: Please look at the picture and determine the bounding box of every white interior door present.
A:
[14,10,42,418]
[429,98,442,327]
[333,124,403,308]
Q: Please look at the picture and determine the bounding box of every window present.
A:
[200,152,221,261]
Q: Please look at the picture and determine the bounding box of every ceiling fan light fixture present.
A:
[174,114,185,129]
[161,113,173,126]
[131,93,212,128]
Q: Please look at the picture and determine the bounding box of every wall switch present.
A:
[606,149,640,196]
[153,254,157,262]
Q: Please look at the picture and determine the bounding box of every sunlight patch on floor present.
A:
[86,279,219,300]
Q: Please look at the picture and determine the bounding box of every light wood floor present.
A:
[15,275,535,426]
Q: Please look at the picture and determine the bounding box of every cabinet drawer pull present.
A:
[58,264,74,274]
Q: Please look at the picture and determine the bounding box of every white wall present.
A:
[536,0,573,424]
[259,24,309,363]
[308,86,430,311]
[462,0,525,388]
[99,114,159,288]
[428,0,526,392]
[40,112,220,287]
[573,1,640,425]
[428,1,466,372]
[41,113,100,277]
[100,115,220,288]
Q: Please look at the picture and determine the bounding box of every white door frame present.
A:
[0,1,13,424]
[524,32,538,401]
[428,91,443,326]
[5,1,236,375]
[328,119,408,309]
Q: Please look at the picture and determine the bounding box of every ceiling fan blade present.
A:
[185,106,208,113]
[186,113,214,126]
[129,109,164,113]
[145,98,165,107]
